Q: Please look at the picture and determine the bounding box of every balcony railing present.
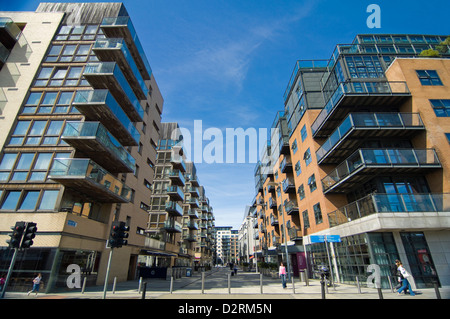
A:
[168,169,185,186]
[62,121,135,173]
[83,62,144,122]
[93,38,148,99]
[101,16,152,80]
[288,227,302,240]
[311,81,410,137]
[322,148,441,193]
[48,158,131,203]
[72,89,140,146]
[316,113,424,163]
[163,220,182,233]
[328,193,450,228]
[165,201,183,216]
[167,185,184,201]
[285,200,299,215]
[282,178,296,193]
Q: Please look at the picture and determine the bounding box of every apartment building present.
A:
[252,34,450,288]
[215,226,239,265]
[0,3,163,292]
[142,122,216,275]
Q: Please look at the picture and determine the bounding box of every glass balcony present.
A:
[285,200,299,215]
[48,158,131,203]
[280,157,292,173]
[165,201,183,217]
[269,197,277,209]
[316,113,425,164]
[100,16,152,80]
[322,148,441,193]
[168,169,185,186]
[186,220,198,230]
[328,193,450,228]
[167,185,184,201]
[72,90,140,146]
[270,214,279,226]
[0,17,21,50]
[93,38,148,99]
[288,227,302,240]
[170,156,186,172]
[163,220,182,233]
[282,178,296,193]
[186,186,200,197]
[83,62,144,122]
[311,81,411,138]
[62,121,135,173]
[187,174,200,187]
[183,234,197,242]
[187,209,198,219]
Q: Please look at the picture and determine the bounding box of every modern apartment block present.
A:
[215,226,239,265]
[252,34,450,288]
[142,122,216,276]
[0,3,164,292]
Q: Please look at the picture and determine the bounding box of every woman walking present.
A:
[279,262,287,289]
[395,260,415,296]
[27,273,42,296]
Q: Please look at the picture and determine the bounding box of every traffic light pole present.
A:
[0,248,19,299]
[102,248,114,299]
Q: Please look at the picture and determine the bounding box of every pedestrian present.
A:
[279,262,287,289]
[27,273,42,296]
[391,261,406,292]
[395,260,415,296]
[0,274,5,292]
[233,264,238,275]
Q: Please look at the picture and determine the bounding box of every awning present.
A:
[139,249,177,257]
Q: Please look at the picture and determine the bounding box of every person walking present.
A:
[279,262,287,289]
[395,260,415,296]
[27,273,42,296]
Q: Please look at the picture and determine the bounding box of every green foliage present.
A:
[419,49,441,57]
[435,36,450,54]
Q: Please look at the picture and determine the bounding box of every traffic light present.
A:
[21,222,37,249]
[6,222,25,249]
[108,221,130,248]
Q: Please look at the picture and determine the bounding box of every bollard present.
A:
[321,279,326,299]
[228,273,231,294]
[112,277,117,294]
[356,276,361,294]
[141,282,147,299]
[170,276,174,294]
[434,282,441,299]
[201,272,205,294]
[81,277,87,294]
[138,277,143,293]
[260,273,263,294]
[387,276,394,293]
[291,274,296,294]
[377,287,383,299]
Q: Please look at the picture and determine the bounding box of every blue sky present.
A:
[6,0,450,229]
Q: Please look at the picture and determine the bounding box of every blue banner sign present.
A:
[310,235,341,243]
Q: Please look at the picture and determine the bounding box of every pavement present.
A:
[2,267,449,300]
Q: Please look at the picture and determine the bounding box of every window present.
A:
[11,153,34,181]
[313,203,323,224]
[301,125,307,142]
[294,161,302,176]
[308,174,317,192]
[34,66,85,87]
[302,210,310,229]
[430,99,450,117]
[304,148,312,166]
[0,191,21,210]
[19,191,40,210]
[416,70,443,86]
[0,153,17,181]
[446,133,450,144]
[298,184,305,200]
[39,190,59,210]
[291,139,298,154]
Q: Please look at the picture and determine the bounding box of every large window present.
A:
[0,151,71,183]
[21,91,78,115]
[416,70,443,86]
[0,189,60,211]
[8,120,68,146]
[33,66,89,87]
